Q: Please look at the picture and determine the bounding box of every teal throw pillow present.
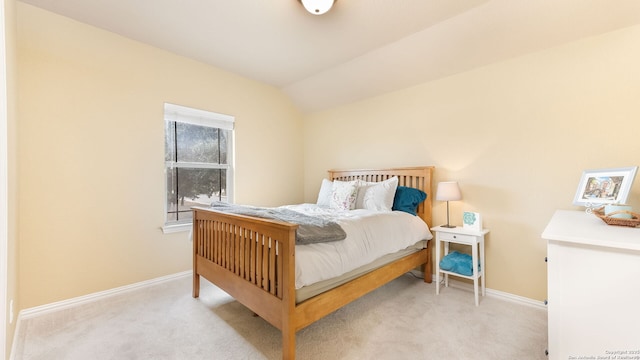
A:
[392,186,427,216]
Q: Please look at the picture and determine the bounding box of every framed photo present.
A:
[573,166,638,207]
[463,211,482,231]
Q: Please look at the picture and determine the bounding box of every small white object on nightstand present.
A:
[431,225,489,306]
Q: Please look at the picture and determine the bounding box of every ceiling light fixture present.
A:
[298,0,335,15]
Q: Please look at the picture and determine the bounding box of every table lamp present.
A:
[436,181,462,228]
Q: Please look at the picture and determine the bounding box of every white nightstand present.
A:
[431,225,489,306]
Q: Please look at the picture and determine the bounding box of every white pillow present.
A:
[355,176,399,211]
[316,179,333,207]
[329,180,358,210]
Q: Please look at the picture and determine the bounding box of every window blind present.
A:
[164,103,234,130]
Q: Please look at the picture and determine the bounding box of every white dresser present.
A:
[542,210,640,360]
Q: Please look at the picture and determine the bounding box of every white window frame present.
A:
[162,103,234,234]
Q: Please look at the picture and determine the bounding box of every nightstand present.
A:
[431,225,489,306]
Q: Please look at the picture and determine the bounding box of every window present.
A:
[163,103,234,233]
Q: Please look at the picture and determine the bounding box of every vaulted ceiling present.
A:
[19,0,640,112]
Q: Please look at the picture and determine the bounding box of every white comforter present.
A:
[281,204,432,289]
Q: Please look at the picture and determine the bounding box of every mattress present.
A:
[295,240,427,303]
[281,204,432,290]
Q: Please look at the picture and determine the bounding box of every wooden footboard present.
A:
[192,208,297,331]
[193,166,434,360]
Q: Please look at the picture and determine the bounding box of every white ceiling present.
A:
[18,0,640,113]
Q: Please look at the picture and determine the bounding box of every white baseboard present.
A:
[17,270,545,320]
[17,270,192,321]
[445,279,547,309]
[14,269,546,325]
[409,269,547,310]
[10,271,192,360]
[13,268,545,333]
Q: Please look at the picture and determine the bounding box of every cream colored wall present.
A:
[4,0,18,357]
[14,1,640,311]
[17,3,303,309]
[303,25,640,301]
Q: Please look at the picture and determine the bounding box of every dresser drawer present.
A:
[438,232,475,244]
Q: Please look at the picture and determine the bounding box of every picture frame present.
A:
[463,211,482,231]
[573,166,638,207]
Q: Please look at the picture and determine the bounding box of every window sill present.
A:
[162,223,192,234]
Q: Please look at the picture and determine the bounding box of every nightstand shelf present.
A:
[438,269,476,280]
[431,225,489,306]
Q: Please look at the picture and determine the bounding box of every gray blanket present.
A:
[209,202,346,245]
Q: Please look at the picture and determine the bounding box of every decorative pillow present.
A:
[316,179,333,207]
[329,180,358,210]
[392,186,427,216]
[355,176,398,212]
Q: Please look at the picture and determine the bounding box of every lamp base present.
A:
[440,224,457,228]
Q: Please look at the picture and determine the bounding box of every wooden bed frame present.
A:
[192,166,434,359]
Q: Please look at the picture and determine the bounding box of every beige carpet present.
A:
[12,274,547,359]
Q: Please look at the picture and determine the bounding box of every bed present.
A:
[192,166,434,359]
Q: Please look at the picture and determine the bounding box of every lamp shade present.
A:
[300,0,335,15]
[435,181,462,201]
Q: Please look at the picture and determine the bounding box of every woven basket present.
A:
[593,207,640,228]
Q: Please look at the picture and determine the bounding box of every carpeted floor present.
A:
[12,274,547,359]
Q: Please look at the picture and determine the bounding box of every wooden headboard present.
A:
[327,166,434,228]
